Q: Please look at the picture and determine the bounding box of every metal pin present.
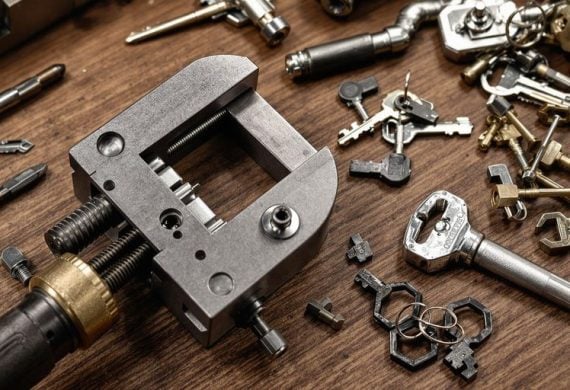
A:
[0,65,65,114]
[522,114,561,184]
[403,71,411,104]
[126,1,236,45]
[305,297,345,330]
[0,163,47,204]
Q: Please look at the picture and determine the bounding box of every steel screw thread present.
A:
[90,228,142,273]
[45,196,121,255]
[13,265,32,286]
[101,242,153,293]
[167,110,227,155]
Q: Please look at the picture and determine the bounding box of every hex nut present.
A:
[492,184,519,208]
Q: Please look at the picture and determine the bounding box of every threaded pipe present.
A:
[90,227,143,273]
[45,195,122,255]
[101,243,153,293]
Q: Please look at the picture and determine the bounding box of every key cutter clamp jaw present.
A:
[403,191,483,273]
[68,55,338,349]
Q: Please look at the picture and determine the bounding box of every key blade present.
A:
[0,140,34,154]
[338,110,392,146]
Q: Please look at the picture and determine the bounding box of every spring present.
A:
[167,110,227,155]
[90,227,143,273]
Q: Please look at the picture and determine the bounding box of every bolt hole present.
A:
[195,250,206,260]
[272,207,291,226]
[173,231,182,239]
[46,330,55,341]
[103,180,115,191]
[160,209,182,230]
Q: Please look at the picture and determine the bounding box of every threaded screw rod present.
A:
[101,242,153,293]
[167,110,227,155]
[90,227,143,273]
[45,195,122,255]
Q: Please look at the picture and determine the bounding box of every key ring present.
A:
[419,306,465,345]
[395,302,464,345]
[506,1,546,49]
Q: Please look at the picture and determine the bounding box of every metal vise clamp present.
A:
[68,55,338,354]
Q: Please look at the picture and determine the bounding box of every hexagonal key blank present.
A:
[354,269,423,330]
[443,297,493,382]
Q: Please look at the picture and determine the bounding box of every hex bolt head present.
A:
[1,246,32,286]
[487,95,512,117]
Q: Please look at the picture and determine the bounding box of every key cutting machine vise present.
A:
[0,55,338,389]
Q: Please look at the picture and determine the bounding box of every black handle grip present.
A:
[306,34,377,77]
[0,290,76,389]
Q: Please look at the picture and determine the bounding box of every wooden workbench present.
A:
[0,0,568,388]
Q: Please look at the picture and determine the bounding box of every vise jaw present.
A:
[68,55,338,354]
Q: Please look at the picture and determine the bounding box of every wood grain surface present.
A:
[0,0,568,388]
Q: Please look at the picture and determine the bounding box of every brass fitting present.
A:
[491,184,520,208]
[29,253,118,348]
[541,140,570,171]
[478,115,503,151]
[461,53,495,86]
[492,185,570,207]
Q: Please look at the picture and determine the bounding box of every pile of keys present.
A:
[463,46,570,255]
[354,269,493,381]
[337,73,474,186]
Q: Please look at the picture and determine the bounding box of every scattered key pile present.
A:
[337,73,474,186]
[465,47,570,256]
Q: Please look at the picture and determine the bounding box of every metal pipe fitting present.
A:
[286,0,451,78]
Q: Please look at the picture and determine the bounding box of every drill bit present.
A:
[0,163,47,204]
[0,65,66,114]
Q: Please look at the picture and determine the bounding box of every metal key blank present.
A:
[481,65,570,108]
[381,118,473,145]
[404,191,570,309]
[337,90,420,147]
[0,140,34,154]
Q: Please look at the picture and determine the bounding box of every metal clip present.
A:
[0,140,34,154]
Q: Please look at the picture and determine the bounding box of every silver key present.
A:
[381,117,473,145]
[481,65,570,108]
[0,140,34,154]
[337,90,421,147]
[404,190,570,309]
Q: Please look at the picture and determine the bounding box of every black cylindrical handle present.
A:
[0,290,76,389]
[287,34,377,78]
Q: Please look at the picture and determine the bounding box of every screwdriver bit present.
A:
[0,163,47,204]
[0,65,65,114]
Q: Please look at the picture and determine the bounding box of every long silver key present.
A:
[0,140,34,154]
[404,191,570,309]
[337,90,421,147]
[481,65,570,108]
[381,117,473,145]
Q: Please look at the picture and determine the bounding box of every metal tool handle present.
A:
[474,239,570,309]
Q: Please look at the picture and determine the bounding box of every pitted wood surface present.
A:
[0,0,568,388]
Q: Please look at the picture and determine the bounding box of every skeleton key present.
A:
[381,117,473,145]
[481,65,570,108]
[0,140,34,154]
[337,90,421,147]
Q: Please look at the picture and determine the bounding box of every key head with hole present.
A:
[404,191,482,273]
[338,76,379,106]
